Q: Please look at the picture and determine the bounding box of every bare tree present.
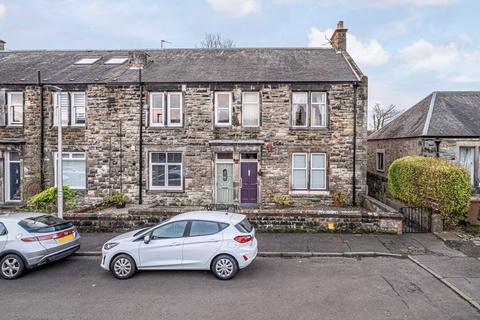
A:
[199,33,235,48]
[372,103,400,130]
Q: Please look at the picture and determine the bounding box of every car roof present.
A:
[169,211,245,224]
[0,212,46,222]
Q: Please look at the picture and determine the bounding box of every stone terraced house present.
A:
[0,21,368,212]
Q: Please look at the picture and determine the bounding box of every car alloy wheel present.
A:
[212,255,238,280]
[111,254,136,279]
[0,254,25,280]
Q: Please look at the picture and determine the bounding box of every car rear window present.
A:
[235,218,253,233]
[18,215,73,234]
[190,221,219,237]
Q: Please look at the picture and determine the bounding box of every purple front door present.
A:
[241,162,258,204]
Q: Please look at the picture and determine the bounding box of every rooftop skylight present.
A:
[104,57,129,65]
[74,57,101,65]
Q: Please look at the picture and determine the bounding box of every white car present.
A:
[101,211,257,280]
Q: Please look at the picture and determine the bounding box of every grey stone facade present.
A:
[0,81,368,209]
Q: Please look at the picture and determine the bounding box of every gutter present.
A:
[138,69,144,204]
[0,80,359,87]
[37,71,45,189]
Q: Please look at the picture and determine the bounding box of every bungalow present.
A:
[367,91,480,200]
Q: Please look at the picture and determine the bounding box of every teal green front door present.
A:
[216,163,234,204]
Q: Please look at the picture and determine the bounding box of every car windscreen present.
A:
[18,215,73,234]
[235,218,253,233]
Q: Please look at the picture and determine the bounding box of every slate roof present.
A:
[368,91,480,140]
[0,48,359,84]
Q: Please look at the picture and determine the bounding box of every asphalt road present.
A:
[1,256,479,320]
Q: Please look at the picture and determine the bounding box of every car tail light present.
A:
[21,228,76,242]
[234,235,253,243]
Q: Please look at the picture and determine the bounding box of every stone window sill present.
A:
[147,189,185,194]
[289,190,330,196]
[145,126,185,130]
[52,126,86,130]
[289,127,330,132]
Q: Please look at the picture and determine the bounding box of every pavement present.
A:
[78,232,469,257]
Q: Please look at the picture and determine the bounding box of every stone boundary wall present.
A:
[367,171,387,202]
[66,206,403,234]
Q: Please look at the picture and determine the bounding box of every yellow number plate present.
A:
[57,234,74,243]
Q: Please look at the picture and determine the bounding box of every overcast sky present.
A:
[0,0,478,117]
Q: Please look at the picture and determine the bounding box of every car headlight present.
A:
[103,242,119,250]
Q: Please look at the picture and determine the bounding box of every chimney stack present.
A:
[330,21,347,52]
[128,50,148,69]
[0,40,5,51]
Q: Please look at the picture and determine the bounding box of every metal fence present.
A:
[400,206,432,233]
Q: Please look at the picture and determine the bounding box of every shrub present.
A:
[105,192,129,208]
[388,156,471,227]
[332,190,347,207]
[26,186,77,213]
[272,194,291,207]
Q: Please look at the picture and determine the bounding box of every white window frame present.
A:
[54,152,87,190]
[53,92,87,127]
[74,57,100,65]
[53,92,69,127]
[292,153,308,190]
[214,92,232,127]
[376,150,385,172]
[310,92,327,128]
[242,92,260,127]
[7,92,23,126]
[4,151,22,202]
[167,92,183,127]
[149,152,183,191]
[71,92,86,126]
[310,153,327,190]
[104,57,128,65]
[149,92,165,127]
[292,92,308,128]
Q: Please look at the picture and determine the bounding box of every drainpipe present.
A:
[434,139,441,158]
[138,69,144,204]
[37,71,45,189]
[352,84,358,206]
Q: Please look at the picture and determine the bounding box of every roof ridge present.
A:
[0,47,336,53]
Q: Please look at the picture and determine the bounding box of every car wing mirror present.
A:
[144,233,151,244]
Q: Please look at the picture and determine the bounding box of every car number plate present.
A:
[57,234,74,243]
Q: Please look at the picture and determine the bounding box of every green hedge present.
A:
[26,186,77,213]
[388,156,471,226]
